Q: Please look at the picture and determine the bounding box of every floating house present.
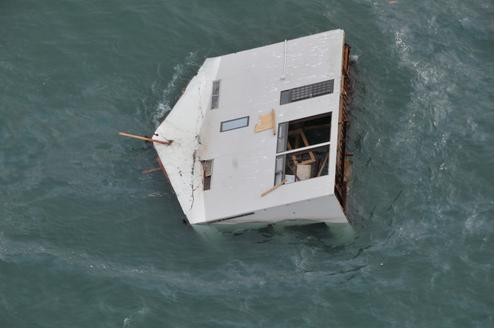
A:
[153,29,352,225]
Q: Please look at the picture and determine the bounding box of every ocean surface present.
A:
[0,0,493,327]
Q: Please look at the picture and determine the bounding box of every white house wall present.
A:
[213,195,347,225]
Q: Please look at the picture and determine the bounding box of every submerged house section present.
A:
[154,29,352,225]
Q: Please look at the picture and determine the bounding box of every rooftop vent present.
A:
[280,79,334,105]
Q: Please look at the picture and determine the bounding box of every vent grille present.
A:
[280,79,334,105]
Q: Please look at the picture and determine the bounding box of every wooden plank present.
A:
[255,109,277,134]
[261,179,287,197]
[300,158,316,165]
[118,132,172,145]
[298,130,316,162]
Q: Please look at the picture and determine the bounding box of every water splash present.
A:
[152,52,198,127]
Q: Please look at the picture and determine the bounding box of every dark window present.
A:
[208,212,255,223]
[280,79,334,105]
[211,80,220,109]
[276,113,331,153]
[220,116,249,132]
[274,145,330,184]
[201,160,213,190]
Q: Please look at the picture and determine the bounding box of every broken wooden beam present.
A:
[118,132,172,145]
[261,179,287,197]
[142,167,162,174]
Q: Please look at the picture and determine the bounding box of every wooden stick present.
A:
[317,153,329,177]
[261,179,287,197]
[142,167,162,174]
[118,132,172,145]
[300,159,316,165]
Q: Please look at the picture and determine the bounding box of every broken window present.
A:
[220,116,249,132]
[201,160,213,190]
[211,80,220,109]
[276,113,331,153]
[274,113,331,185]
[274,145,330,184]
[280,79,334,105]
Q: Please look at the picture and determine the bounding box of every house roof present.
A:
[154,29,345,224]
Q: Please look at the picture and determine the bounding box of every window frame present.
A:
[220,116,250,132]
[274,144,331,185]
[276,112,332,154]
[210,80,221,109]
[273,112,333,185]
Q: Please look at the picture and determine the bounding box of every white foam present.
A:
[152,52,198,127]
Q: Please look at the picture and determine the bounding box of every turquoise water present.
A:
[0,0,493,327]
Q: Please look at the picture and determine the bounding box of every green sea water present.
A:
[0,0,493,327]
